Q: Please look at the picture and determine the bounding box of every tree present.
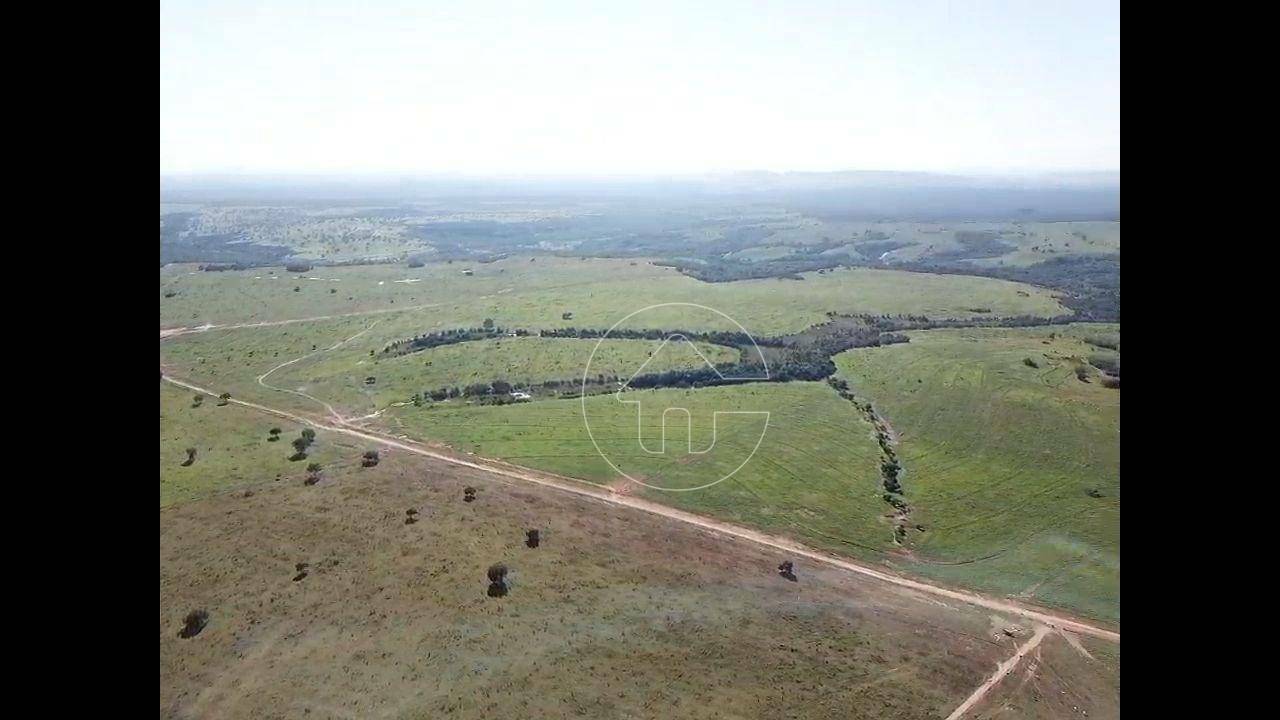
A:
[182,447,197,466]
[301,429,316,442]
[292,437,309,453]
[361,449,379,467]
[486,563,509,597]
[483,318,495,330]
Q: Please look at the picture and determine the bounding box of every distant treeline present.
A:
[899,255,1120,321]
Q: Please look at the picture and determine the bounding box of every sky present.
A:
[160,0,1119,176]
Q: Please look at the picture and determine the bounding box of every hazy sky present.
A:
[160,0,1119,176]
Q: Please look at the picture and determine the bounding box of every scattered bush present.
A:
[178,610,209,638]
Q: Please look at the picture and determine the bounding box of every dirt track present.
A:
[160,372,1119,645]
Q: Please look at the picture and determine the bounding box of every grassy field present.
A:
[161,256,1068,333]
[159,260,1115,623]
[161,320,740,417]
[270,335,740,417]
[159,382,358,507]
[833,325,1120,621]
[161,428,1119,719]
[387,382,897,552]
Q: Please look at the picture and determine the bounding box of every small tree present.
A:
[487,563,509,597]
[268,428,281,441]
[361,449,380,467]
[192,395,203,407]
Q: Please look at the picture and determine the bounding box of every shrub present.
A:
[178,610,209,638]
[487,563,508,583]
[1023,357,1039,368]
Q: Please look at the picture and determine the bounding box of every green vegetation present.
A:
[161,257,1067,333]
[159,246,1117,623]
[833,325,1120,621]
[390,382,896,552]
[159,383,347,507]
[273,335,739,416]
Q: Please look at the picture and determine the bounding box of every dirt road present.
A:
[944,625,1051,719]
[158,302,442,339]
[160,373,1120,645]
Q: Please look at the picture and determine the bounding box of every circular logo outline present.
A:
[580,302,771,492]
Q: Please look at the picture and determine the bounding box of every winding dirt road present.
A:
[159,372,1119,645]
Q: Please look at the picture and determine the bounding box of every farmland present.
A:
[160,383,352,507]
[160,413,1120,719]
[833,325,1120,621]
[160,256,1068,333]
[160,195,1120,718]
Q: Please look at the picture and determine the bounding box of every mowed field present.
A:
[160,401,1120,720]
[160,256,1068,334]
[833,326,1120,622]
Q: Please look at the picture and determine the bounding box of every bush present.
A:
[178,610,209,638]
[1023,357,1039,368]
[487,563,508,583]
[361,449,380,467]
[306,462,322,473]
